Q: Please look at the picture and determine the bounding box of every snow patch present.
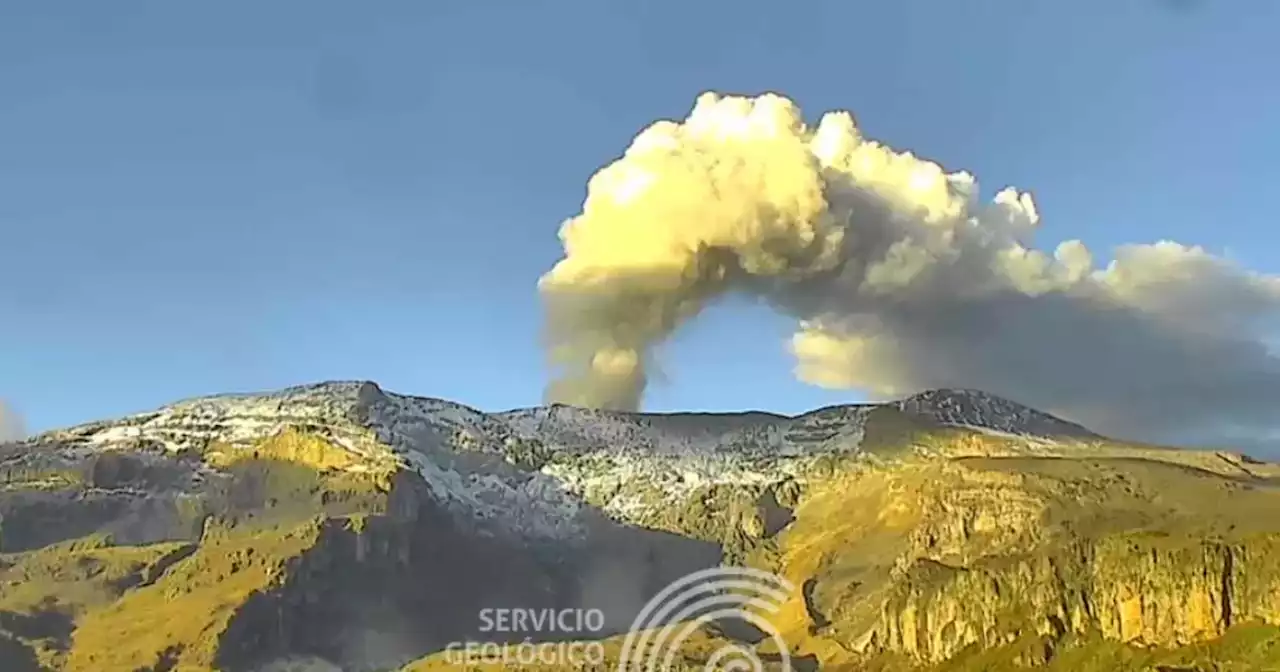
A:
[30,381,1087,541]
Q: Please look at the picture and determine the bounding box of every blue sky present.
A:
[2,0,1277,433]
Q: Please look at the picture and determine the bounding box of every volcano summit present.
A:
[2,382,1280,671]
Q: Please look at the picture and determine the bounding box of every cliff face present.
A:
[3,381,1280,671]
[768,455,1280,668]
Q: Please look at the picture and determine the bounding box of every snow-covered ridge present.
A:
[29,381,1091,540]
[38,381,1087,456]
[891,388,1096,439]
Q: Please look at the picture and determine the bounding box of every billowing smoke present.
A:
[540,92,1280,447]
[0,399,25,442]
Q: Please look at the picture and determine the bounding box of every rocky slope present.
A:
[2,381,1280,671]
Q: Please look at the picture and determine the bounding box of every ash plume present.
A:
[0,399,25,442]
[539,92,1280,447]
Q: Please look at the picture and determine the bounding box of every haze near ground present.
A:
[0,402,24,442]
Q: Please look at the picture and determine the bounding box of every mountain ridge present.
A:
[30,380,1098,448]
[17,381,1101,546]
[6,381,1280,671]
[33,380,1068,421]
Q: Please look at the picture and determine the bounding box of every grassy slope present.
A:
[0,536,182,669]
[7,419,1280,671]
[0,429,391,672]
[64,521,322,672]
[771,432,1280,670]
[407,421,1280,671]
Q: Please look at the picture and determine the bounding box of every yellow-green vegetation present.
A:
[204,428,399,491]
[923,622,1280,671]
[63,519,323,672]
[204,429,395,527]
[407,425,1280,671]
[11,416,1280,671]
[0,464,84,491]
[750,438,1280,669]
[0,535,185,669]
[0,428,399,672]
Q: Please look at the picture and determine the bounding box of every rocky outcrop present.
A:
[864,535,1280,663]
[4,381,1280,670]
[777,456,1280,669]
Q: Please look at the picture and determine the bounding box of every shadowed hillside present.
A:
[3,381,1280,670]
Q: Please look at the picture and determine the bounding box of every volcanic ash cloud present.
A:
[539,91,1280,447]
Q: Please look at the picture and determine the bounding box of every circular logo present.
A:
[617,566,795,671]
